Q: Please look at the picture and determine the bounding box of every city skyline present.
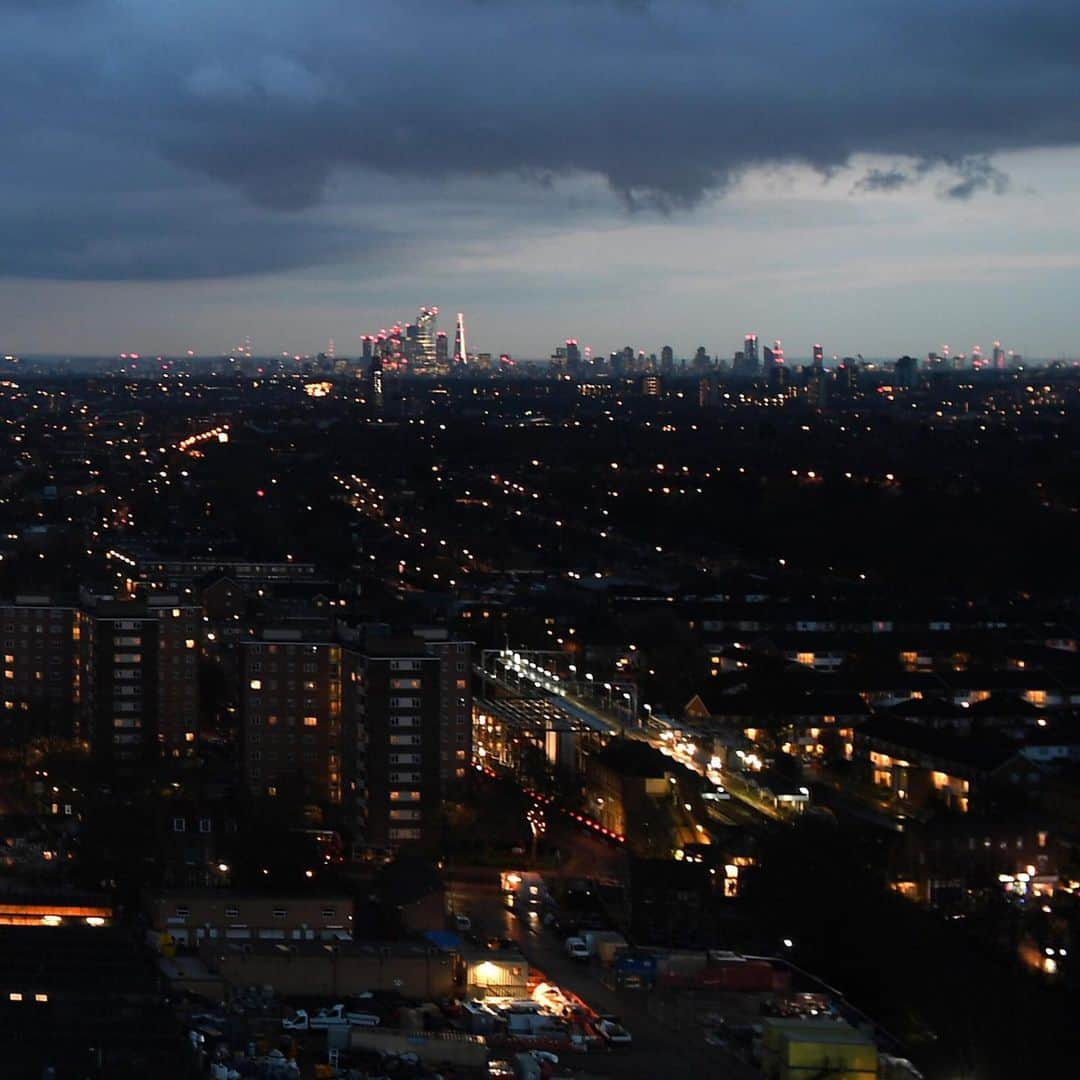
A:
[4,3,1080,356]
[1,308,1053,369]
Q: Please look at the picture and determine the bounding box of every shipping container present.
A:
[761,1018,877,1080]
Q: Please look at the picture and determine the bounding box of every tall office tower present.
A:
[416,306,438,370]
[0,597,83,740]
[370,356,384,408]
[743,333,759,373]
[837,358,857,392]
[806,364,829,409]
[660,345,674,374]
[693,346,710,372]
[812,343,824,368]
[566,339,582,375]
[992,341,1005,370]
[894,355,919,388]
[762,345,776,373]
[240,635,345,806]
[361,336,374,362]
[772,340,785,367]
[453,313,467,366]
[435,332,449,370]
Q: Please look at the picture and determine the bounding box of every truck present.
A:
[282,1004,380,1031]
[507,1013,567,1037]
[583,930,627,964]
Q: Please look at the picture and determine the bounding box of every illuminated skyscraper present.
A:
[992,340,1006,370]
[743,333,759,373]
[812,343,824,368]
[416,306,438,370]
[370,356,384,407]
[453,312,467,366]
[361,335,374,362]
[436,331,449,370]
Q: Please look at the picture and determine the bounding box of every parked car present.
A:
[565,937,589,961]
[597,1016,632,1045]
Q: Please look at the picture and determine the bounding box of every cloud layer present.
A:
[2,0,1079,282]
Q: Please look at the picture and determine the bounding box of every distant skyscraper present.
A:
[436,331,449,369]
[660,345,674,374]
[415,306,438,371]
[812,343,824,368]
[743,333,759,373]
[370,356,384,407]
[453,313,467,365]
[894,355,918,388]
[362,336,374,362]
[992,340,1006,370]
[566,339,582,375]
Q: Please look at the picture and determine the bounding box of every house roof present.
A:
[966,692,1043,718]
[858,715,1017,771]
[882,696,967,720]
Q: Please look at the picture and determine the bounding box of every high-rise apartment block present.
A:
[0,597,83,739]
[241,632,472,852]
[0,593,201,763]
[240,635,345,806]
[81,595,201,765]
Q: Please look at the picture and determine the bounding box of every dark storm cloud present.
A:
[853,168,913,194]
[940,157,1010,200]
[0,208,384,282]
[2,0,1079,280]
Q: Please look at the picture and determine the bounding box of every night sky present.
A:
[3,0,1080,358]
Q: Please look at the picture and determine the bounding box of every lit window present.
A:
[249,679,262,690]
[303,716,318,727]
